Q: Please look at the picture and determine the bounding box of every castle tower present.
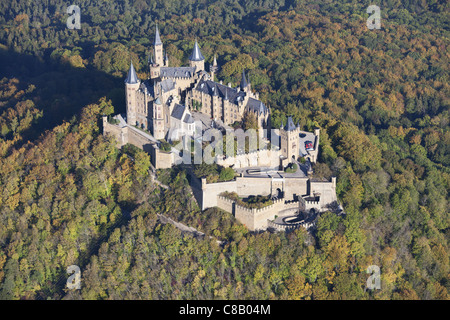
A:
[149,52,161,79]
[125,61,140,126]
[246,72,252,93]
[189,39,205,72]
[280,116,300,162]
[152,95,165,140]
[210,54,218,80]
[240,69,249,93]
[154,24,164,67]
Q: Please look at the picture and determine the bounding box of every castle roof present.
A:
[189,40,205,61]
[247,98,268,115]
[125,61,139,84]
[171,104,194,124]
[285,116,297,132]
[161,66,196,79]
[154,25,162,46]
[195,79,245,105]
[171,104,186,120]
[240,69,248,90]
[160,78,175,93]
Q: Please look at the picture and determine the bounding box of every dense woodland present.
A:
[0,0,448,299]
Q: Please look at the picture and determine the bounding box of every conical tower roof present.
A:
[240,69,248,90]
[125,61,139,84]
[154,24,162,46]
[189,40,205,61]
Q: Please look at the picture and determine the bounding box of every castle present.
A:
[124,25,269,142]
[103,25,341,232]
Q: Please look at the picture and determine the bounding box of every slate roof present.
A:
[240,70,248,90]
[247,98,268,115]
[195,80,245,105]
[154,25,162,46]
[171,104,186,120]
[125,61,139,84]
[160,78,175,93]
[189,40,205,61]
[161,67,196,79]
[284,116,297,132]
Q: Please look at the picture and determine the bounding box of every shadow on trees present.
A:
[0,46,125,145]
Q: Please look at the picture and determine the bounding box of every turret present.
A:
[125,61,140,126]
[189,39,205,72]
[164,50,169,67]
[240,69,249,92]
[210,54,218,80]
[280,116,300,162]
[154,24,164,67]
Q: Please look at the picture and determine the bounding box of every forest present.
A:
[0,0,448,300]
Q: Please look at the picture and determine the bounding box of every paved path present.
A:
[156,213,225,246]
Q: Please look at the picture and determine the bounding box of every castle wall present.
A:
[216,196,301,231]
[209,176,338,231]
[200,178,237,210]
[103,118,128,148]
[150,146,174,169]
[284,178,309,200]
[216,196,235,216]
[102,116,173,169]
[309,177,337,207]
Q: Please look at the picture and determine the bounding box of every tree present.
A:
[219,167,235,182]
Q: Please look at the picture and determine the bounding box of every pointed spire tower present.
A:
[240,69,249,91]
[210,54,219,80]
[154,24,164,67]
[189,39,205,71]
[280,116,300,162]
[125,61,139,84]
[125,60,140,126]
